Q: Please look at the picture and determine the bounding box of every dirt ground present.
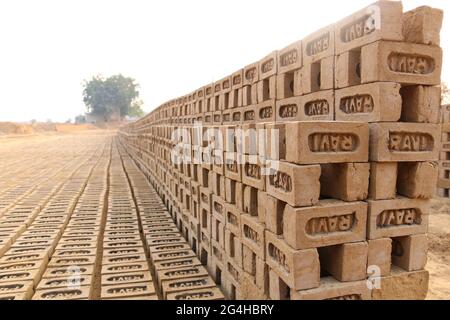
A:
[427,198,450,299]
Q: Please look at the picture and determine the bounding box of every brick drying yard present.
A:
[0,131,222,300]
[0,131,448,300]
[1,1,449,301]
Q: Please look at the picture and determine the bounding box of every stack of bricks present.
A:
[116,142,225,300]
[438,104,450,197]
[118,1,444,300]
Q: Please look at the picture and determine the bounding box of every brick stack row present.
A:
[118,1,443,300]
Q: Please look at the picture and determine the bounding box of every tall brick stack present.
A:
[438,104,450,197]
[118,1,444,300]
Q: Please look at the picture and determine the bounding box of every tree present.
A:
[82,74,144,121]
[442,82,450,105]
[75,115,86,124]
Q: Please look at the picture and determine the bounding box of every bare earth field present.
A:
[0,130,449,300]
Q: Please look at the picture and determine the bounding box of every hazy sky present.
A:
[0,0,448,122]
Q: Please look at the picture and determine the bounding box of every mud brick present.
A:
[228,88,243,109]
[0,291,32,300]
[242,105,257,124]
[0,281,34,299]
[243,62,259,86]
[145,227,180,237]
[147,237,186,248]
[166,287,225,300]
[301,90,334,120]
[255,256,269,292]
[101,271,152,287]
[264,194,285,235]
[37,275,93,290]
[303,25,335,64]
[278,40,302,74]
[367,238,392,277]
[241,124,258,155]
[276,73,295,99]
[200,206,211,238]
[258,51,277,80]
[240,214,265,258]
[209,242,225,278]
[242,244,257,277]
[320,163,370,201]
[266,161,320,207]
[102,253,147,265]
[222,109,232,125]
[0,260,45,277]
[257,191,267,223]
[101,262,148,275]
[268,269,290,300]
[223,202,240,232]
[369,162,397,200]
[291,277,371,300]
[264,123,285,160]
[371,267,428,300]
[161,276,217,299]
[145,232,181,243]
[0,268,42,285]
[265,231,320,290]
[200,187,211,211]
[303,56,334,94]
[203,112,213,125]
[242,85,257,107]
[403,6,443,46]
[153,256,202,271]
[212,111,222,124]
[319,241,368,282]
[6,246,51,257]
[231,69,244,89]
[257,77,276,104]
[256,100,276,123]
[151,249,196,263]
[157,265,209,292]
[224,152,242,182]
[367,198,429,239]
[212,152,225,176]
[243,185,258,216]
[283,200,367,249]
[33,286,92,300]
[242,155,265,190]
[211,216,225,248]
[224,178,236,204]
[400,86,441,124]
[397,162,438,199]
[211,195,225,221]
[43,265,94,278]
[225,252,243,283]
[335,0,403,54]
[361,41,442,86]
[101,282,156,299]
[335,82,402,122]
[286,121,369,164]
[0,251,49,264]
[369,123,440,162]
[391,234,427,272]
[53,248,97,258]
[224,230,242,268]
[149,243,191,254]
[223,126,242,154]
[276,94,332,123]
[210,173,225,198]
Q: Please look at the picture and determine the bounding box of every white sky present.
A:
[0,0,448,122]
